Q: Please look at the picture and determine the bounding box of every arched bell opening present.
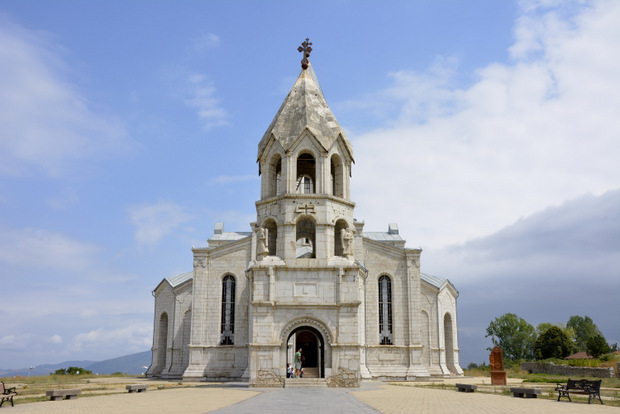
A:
[296,152,315,194]
[263,218,278,256]
[264,153,282,199]
[330,153,344,198]
[296,217,316,258]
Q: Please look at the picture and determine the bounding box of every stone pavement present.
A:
[4,380,618,414]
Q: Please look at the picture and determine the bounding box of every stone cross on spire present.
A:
[298,38,312,70]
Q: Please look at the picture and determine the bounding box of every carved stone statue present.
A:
[341,228,354,257]
[256,227,269,258]
[489,346,507,385]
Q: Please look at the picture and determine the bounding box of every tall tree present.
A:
[486,313,536,361]
[536,322,575,343]
[567,315,602,352]
[535,326,573,360]
[586,335,610,358]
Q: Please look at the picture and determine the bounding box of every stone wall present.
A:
[521,362,615,378]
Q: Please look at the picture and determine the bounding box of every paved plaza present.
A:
[4,380,617,414]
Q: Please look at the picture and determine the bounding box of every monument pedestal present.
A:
[491,370,507,385]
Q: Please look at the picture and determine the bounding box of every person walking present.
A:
[294,348,302,377]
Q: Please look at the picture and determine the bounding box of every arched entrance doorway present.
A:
[287,326,324,378]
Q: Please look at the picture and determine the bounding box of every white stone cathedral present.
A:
[148,42,463,387]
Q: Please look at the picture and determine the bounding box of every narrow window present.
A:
[379,275,393,345]
[220,275,235,345]
[296,153,315,194]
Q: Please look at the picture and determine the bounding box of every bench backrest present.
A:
[567,379,601,392]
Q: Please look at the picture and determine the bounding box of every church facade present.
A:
[147,45,463,387]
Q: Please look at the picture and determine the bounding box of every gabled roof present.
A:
[257,62,354,161]
[209,231,252,242]
[421,273,446,289]
[166,271,193,288]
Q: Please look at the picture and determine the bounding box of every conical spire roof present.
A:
[257,62,354,161]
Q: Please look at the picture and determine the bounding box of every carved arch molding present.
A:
[280,318,333,344]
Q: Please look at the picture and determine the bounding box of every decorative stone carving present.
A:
[295,203,315,215]
[340,228,354,257]
[193,256,206,269]
[256,227,269,259]
[490,346,507,385]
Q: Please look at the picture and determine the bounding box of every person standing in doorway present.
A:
[294,348,302,377]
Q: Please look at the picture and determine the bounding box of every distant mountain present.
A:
[0,360,96,377]
[87,351,152,375]
[0,351,151,377]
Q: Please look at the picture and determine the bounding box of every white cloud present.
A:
[50,335,63,344]
[0,17,129,177]
[73,324,152,353]
[0,335,16,346]
[193,33,220,51]
[348,0,620,248]
[128,200,194,246]
[183,72,229,131]
[0,227,100,270]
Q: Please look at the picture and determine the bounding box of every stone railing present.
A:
[521,362,615,378]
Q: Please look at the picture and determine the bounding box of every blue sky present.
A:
[1,0,618,370]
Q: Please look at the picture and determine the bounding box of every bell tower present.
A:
[254,39,356,263]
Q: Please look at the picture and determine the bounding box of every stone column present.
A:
[405,249,430,379]
[184,250,209,380]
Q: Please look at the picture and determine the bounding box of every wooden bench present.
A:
[1,382,17,407]
[510,387,541,398]
[46,389,81,401]
[455,383,477,392]
[556,379,603,404]
[126,384,148,393]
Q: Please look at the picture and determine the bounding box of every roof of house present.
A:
[565,351,592,359]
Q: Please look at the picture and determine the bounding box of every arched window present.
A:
[296,153,315,194]
[296,218,316,258]
[330,154,344,198]
[220,275,235,345]
[378,275,393,345]
[264,219,278,256]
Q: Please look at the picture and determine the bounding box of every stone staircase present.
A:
[285,367,326,388]
[284,378,327,388]
[301,367,319,378]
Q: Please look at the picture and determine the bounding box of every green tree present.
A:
[486,313,536,361]
[586,334,610,358]
[567,315,602,352]
[534,326,573,360]
[66,366,92,375]
[536,322,575,343]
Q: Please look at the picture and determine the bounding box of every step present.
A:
[284,378,327,388]
[302,367,319,378]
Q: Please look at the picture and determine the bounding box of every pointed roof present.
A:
[257,62,354,161]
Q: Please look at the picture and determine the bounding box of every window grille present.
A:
[220,275,235,345]
[378,275,393,345]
